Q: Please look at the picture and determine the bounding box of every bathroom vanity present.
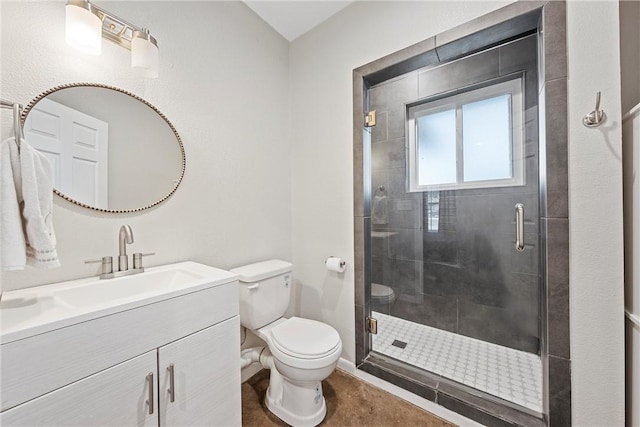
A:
[0,262,241,426]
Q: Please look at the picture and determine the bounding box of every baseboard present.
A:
[336,358,483,427]
[337,357,357,375]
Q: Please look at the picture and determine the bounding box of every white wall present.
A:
[290,0,625,424]
[567,2,625,426]
[0,1,292,290]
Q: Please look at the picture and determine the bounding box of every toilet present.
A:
[231,260,342,427]
[371,283,396,312]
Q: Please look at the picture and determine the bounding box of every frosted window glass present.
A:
[417,109,456,185]
[462,95,512,182]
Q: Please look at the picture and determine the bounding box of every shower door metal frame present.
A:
[352,2,570,426]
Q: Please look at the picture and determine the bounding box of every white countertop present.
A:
[0,261,238,344]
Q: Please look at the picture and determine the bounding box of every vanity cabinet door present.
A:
[0,351,158,427]
[158,316,241,427]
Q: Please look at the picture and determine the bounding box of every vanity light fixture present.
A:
[131,29,159,79]
[65,0,159,78]
[65,0,102,55]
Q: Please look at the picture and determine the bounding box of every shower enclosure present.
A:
[353,3,570,426]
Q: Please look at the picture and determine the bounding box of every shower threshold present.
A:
[371,311,543,413]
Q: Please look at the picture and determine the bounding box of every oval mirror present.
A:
[21,83,185,213]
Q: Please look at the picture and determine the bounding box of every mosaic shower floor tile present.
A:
[371,311,543,413]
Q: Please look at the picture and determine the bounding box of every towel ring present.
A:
[1,98,24,151]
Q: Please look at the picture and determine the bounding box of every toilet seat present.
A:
[271,317,341,359]
[258,317,342,370]
[371,283,396,303]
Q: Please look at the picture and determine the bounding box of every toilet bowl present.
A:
[231,260,342,427]
[371,283,396,312]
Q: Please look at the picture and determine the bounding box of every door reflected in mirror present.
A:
[22,84,185,213]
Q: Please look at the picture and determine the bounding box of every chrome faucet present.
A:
[84,224,155,279]
[118,225,134,271]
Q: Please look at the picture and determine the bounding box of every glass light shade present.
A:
[65,2,102,55]
[131,31,159,78]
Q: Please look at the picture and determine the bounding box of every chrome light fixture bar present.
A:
[65,0,159,78]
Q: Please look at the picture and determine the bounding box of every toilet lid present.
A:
[270,317,341,359]
[371,283,394,299]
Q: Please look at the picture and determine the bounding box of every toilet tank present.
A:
[230,259,292,330]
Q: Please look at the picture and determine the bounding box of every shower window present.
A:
[407,77,524,192]
[426,192,440,232]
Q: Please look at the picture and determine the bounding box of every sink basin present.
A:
[55,268,204,308]
[0,261,238,343]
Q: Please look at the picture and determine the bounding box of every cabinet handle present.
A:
[167,363,175,403]
[146,372,154,415]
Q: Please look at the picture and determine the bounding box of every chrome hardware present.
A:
[133,253,142,270]
[66,0,157,52]
[515,203,525,252]
[626,309,640,328]
[167,363,175,403]
[97,268,144,280]
[88,225,155,279]
[583,91,607,128]
[133,252,155,269]
[365,110,377,127]
[1,98,24,152]
[146,372,154,414]
[367,316,378,334]
[84,256,113,275]
[118,225,134,271]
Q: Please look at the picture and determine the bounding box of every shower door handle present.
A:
[515,203,525,252]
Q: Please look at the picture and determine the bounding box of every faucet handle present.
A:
[85,256,113,275]
[133,252,156,269]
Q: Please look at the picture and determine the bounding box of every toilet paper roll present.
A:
[325,257,346,273]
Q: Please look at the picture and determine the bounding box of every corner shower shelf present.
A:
[371,231,399,239]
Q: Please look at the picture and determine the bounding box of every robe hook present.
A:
[583,91,607,128]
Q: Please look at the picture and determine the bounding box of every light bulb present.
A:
[131,30,159,78]
[65,1,102,56]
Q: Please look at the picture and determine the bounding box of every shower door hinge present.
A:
[365,110,376,127]
[366,316,378,334]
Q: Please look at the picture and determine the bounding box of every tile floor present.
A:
[372,311,543,413]
[242,369,456,427]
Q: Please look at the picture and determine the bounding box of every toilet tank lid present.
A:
[230,259,292,282]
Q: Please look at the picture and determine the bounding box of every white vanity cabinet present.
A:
[0,267,241,427]
[0,350,160,426]
[159,317,240,426]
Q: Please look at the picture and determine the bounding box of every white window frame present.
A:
[407,76,524,192]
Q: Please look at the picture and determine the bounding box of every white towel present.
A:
[0,137,26,270]
[372,194,389,225]
[0,137,60,270]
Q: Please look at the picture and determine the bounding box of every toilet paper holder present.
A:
[325,257,346,268]
[325,256,346,273]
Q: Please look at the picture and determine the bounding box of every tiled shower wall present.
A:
[369,34,540,353]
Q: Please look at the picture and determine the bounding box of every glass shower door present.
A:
[366,34,542,413]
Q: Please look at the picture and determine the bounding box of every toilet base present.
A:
[264,379,327,427]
